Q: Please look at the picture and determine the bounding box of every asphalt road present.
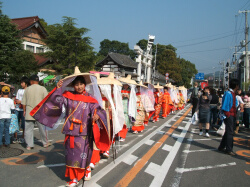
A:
[0,104,249,187]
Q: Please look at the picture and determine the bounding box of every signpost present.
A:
[224,62,229,89]
[195,73,204,80]
[165,73,169,83]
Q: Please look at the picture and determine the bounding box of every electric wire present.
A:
[175,30,244,48]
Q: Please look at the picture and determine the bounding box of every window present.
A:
[36,47,44,53]
[26,45,34,53]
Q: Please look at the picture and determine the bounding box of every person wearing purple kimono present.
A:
[30,67,110,187]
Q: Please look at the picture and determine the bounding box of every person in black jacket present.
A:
[191,82,199,116]
[209,88,219,130]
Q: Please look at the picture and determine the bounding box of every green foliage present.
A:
[178,57,198,88]
[0,3,37,83]
[156,49,182,84]
[43,16,96,75]
[98,39,136,59]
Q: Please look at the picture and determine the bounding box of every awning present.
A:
[43,75,55,84]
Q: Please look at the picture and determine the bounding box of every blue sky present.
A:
[1,0,249,74]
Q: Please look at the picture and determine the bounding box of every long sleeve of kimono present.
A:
[91,103,110,152]
[30,87,64,129]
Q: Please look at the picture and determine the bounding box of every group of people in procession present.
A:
[191,79,249,156]
[0,66,188,187]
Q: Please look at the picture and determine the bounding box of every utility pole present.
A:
[152,44,157,85]
[239,10,250,87]
[218,71,221,89]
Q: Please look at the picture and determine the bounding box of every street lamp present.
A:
[73,37,81,67]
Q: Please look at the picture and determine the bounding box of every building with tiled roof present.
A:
[11,16,52,66]
[95,52,167,84]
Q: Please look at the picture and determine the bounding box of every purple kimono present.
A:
[31,87,110,169]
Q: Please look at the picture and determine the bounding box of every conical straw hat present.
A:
[137,81,147,88]
[62,66,93,85]
[164,83,173,88]
[178,86,185,90]
[154,82,163,89]
[97,72,122,86]
[119,74,137,85]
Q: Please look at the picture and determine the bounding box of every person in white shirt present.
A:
[13,77,29,144]
[0,86,15,148]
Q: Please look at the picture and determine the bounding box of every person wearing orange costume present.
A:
[153,83,164,122]
[162,84,173,118]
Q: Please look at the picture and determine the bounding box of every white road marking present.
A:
[157,131,166,134]
[122,154,138,165]
[171,133,180,139]
[86,109,184,186]
[175,162,236,173]
[183,148,217,153]
[37,163,65,168]
[192,138,222,141]
[162,144,173,151]
[145,139,155,146]
[170,128,194,187]
[145,121,191,187]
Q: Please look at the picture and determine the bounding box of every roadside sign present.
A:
[195,73,204,80]
[165,73,169,76]
[166,77,169,80]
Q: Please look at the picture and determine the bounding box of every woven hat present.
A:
[97,72,122,86]
[63,66,93,85]
[119,74,137,85]
[137,81,147,88]
[164,83,173,88]
[154,82,163,89]
[1,86,10,93]
[178,86,185,90]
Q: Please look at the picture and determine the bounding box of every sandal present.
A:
[26,147,34,150]
[66,181,79,187]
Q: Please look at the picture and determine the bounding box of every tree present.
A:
[0,2,38,83]
[178,57,198,88]
[43,16,96,75]
[156,49,182,84]
[98,39,136,59]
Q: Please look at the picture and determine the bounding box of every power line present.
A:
[169,29,244,44]
[178,47,230,54]
[239,0,250,10]
[175,30,244,48]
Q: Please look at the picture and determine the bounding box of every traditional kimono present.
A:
[30,87,109,181]
[90,96,112,166]
[118,89,131,138]
[153,91,164,122]
[177,92,185,110]
[132,93,146,132]
[162,91,173,118]
[144,87,155,125]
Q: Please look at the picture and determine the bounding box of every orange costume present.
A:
[162,91,173,118]
[153,91,163,122]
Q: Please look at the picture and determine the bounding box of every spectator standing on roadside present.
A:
[13,77,29,144]
[218,79,239,156]
[243,91,250,131]
[0,86,15,148]
[21,75,50,150]
[235,89,244,134]
[209,88,219,130]
[198,87,212,137]
[191,82,199,117]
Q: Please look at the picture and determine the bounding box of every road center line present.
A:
[114,107,192,187]
[86,106,187,186]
